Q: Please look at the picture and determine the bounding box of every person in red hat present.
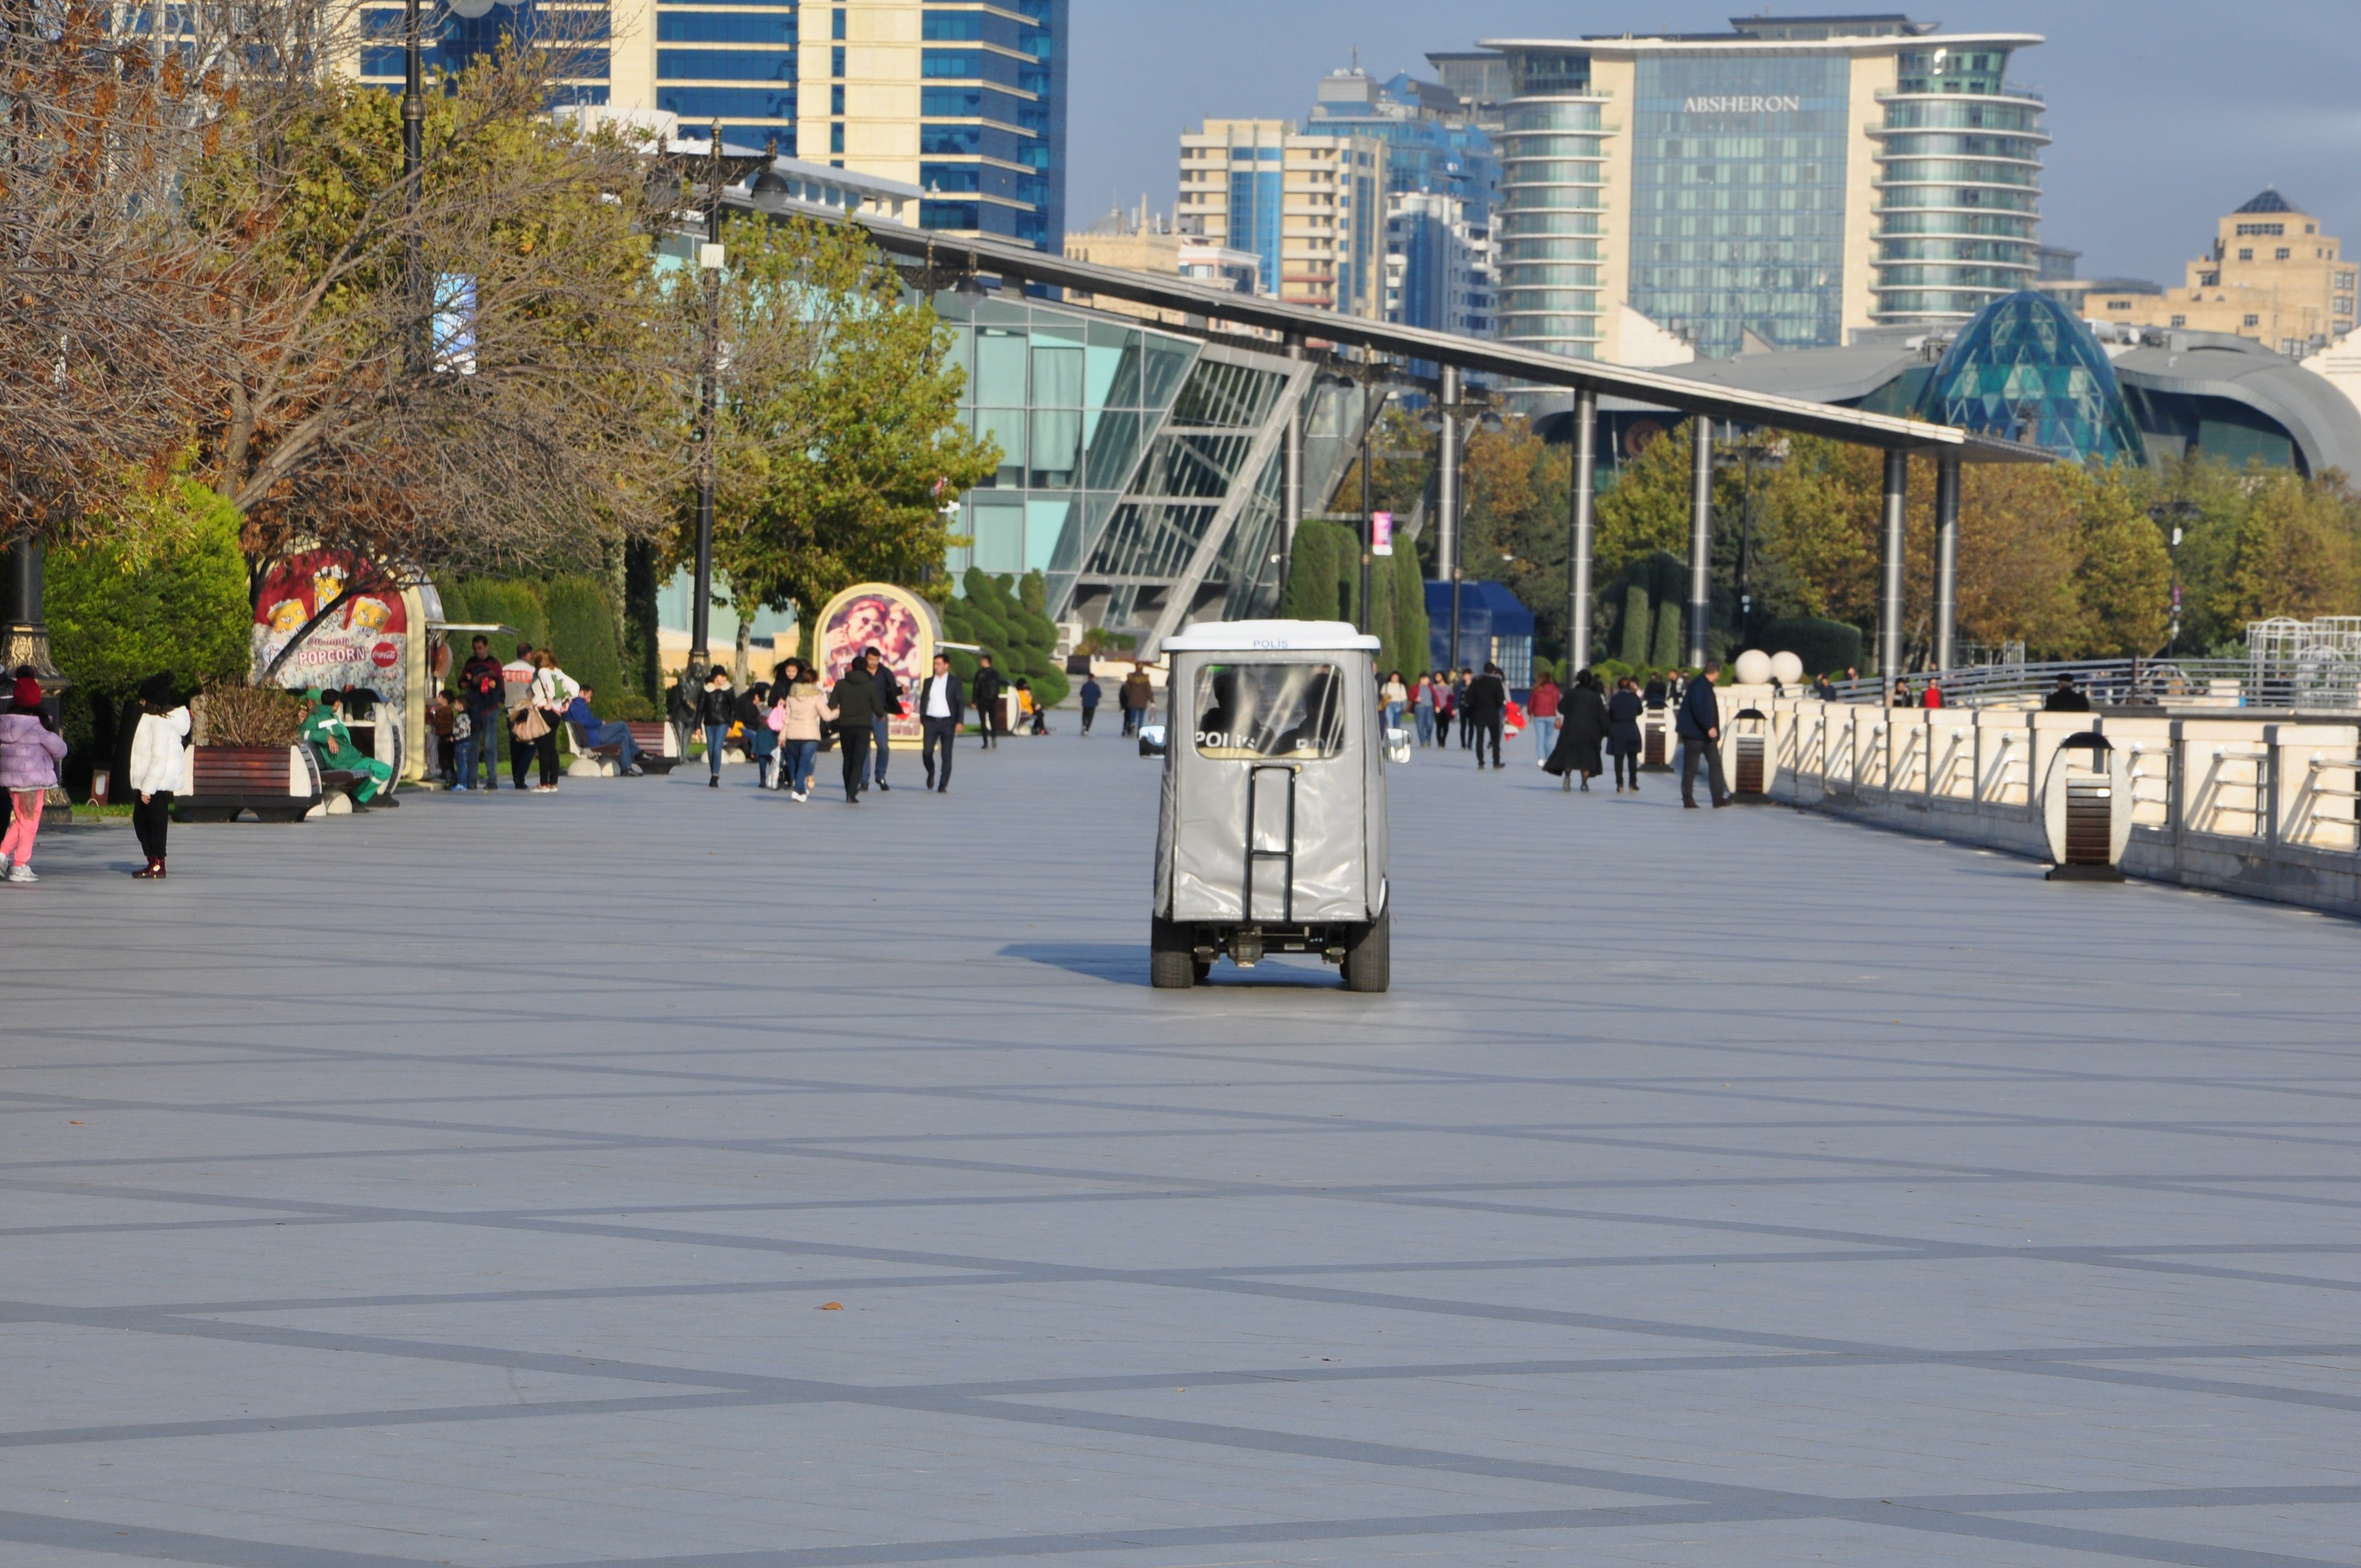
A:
[0,668,67,883]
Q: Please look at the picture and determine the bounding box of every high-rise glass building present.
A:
[1475,15,2044,361]
[355,0,1067,251]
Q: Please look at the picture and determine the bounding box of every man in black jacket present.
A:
[970,654,1004,749]
[918,654,964,793]
[829,654,891,803]
[2043,673,2091,712]
[862,646,904,792]
[1677,660,1730,809]
[1462,662,1508,769]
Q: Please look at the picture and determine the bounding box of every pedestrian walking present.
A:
[1892,677,1914,709]
[1412,673,1436,746]
[699,664,735,787]
[0,671,66,883]
[1454,668,1476,750]
[456,635,504,791]
[767,660,804,789]
[1079,673,1101,735]
[863,645,904,791]
[828,651,891,803]
[1812,672,1836,701]
[741,682,777,787]
[1678,660,1731,809]
[1642,672,1668,711]
[1463,662,1507,769]
[1544,668,1608,792]
[127,672,191,878]
[1380,669,1408,738]
[920,652,962,792]
[972,655,1005,748]
[503,643,538,791]
[1607,676,1645,792]
[774,667,830,802]
[1922,677,1944,709]
[1119,663,1154,738]
[426,688,458,783]
[527,652,575,792]
[1526,668,1562,763]
[1432,671,1455,747]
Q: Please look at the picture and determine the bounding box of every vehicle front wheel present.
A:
[1340,907,1390,993]
[1150,916,1196,989]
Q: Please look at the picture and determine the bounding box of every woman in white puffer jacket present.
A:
[127,673,192,880]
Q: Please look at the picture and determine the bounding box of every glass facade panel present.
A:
[1627,55,1851,356]
[972,328,1028,404]
[1916,291,2144,463]
[1028,409,1081,486]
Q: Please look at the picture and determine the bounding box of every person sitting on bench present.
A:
[559,687,646,776]
[302,689,395,805]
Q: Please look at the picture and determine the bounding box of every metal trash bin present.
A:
[1726,706,1771,803]
[2042,731,2129,881]
[1641,709,1674,772]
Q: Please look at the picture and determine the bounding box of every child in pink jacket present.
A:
[0,670,68,883]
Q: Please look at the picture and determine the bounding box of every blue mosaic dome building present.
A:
[1914,290,2147,463]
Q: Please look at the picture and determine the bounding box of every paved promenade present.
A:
[3,731,2357,1567]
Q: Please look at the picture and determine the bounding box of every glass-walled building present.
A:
[355,0,1067,252]
[1476,15,2046,364]
[932,287,1365,645]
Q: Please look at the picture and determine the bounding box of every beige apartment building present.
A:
[1176,119,1386,318]
[2085,191,2356,358]
[1060,211,1262,319]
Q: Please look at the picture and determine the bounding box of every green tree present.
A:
[695,214,998,627]
[2070,466,2173,656]
[2213,469,2360,629]
[45,475,253,778]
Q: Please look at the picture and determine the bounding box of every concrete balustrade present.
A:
[1721,687,2361,916]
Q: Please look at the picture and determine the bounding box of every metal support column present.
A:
[1879,447,1909,688]
[1357,384,1374,634]
[1566,386,1597,673]
[1,537,58,683]
[1686,417,1713,668]
[1439,364,1462,670]
[1933,449,1961,674]
[1280,335,1304,597]
[689,123,725,682]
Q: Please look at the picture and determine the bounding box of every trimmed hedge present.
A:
[943,569,1067,707]
[1759,615,1863,677]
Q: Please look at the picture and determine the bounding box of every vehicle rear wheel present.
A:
[1340,907,1390,993]
[1150,916,1196,989]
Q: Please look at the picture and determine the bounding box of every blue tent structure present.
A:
[1426,580,1535,687]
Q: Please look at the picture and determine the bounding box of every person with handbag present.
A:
[527,652,576,792]
[503,643,539,791]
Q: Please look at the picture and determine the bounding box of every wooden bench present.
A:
[174,745,323,824]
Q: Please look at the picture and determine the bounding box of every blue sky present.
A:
[1067,0,2360,286]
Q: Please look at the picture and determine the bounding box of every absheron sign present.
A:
[1682,94,1803,112]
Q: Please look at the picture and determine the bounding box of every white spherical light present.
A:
[448,0,494,17]
[1770,650,1805,686]
[1734,649,1774,687]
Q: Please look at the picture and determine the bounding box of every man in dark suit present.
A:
[1677,660,1730,809]
[829,653,890,804]
[918,654,964,793]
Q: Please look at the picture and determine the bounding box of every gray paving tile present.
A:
[1,738,2356,1566]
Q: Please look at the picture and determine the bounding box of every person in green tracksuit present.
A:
[302,689,395,805]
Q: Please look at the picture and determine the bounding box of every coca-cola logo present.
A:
[371,640,399,669]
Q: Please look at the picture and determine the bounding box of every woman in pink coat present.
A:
[0,669,68,883]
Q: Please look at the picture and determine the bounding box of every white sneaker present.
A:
[8,863,37,883]
[791,791,807,803]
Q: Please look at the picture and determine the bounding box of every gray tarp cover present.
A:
[1155,641,1388,923]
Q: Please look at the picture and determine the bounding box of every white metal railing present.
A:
[1747,695,2361,916]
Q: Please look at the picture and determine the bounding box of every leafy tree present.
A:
[2070,466,2173,656]
[2213,470,2360,630]
[690,214,998,628]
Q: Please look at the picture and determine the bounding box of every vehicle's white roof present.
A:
[1159,619,1381,654]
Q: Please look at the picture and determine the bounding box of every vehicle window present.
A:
[1193,663,1346,759]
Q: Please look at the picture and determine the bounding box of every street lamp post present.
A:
[401,0,428,372]
[2148,499,2200,656]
